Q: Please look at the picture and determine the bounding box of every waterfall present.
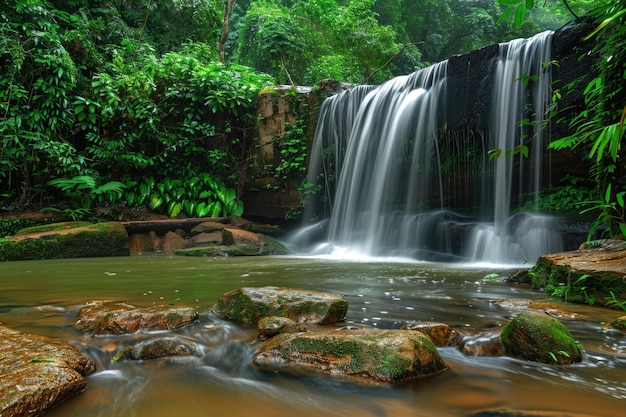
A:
[299,31,563,264]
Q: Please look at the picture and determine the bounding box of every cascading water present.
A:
[298,31,564,264]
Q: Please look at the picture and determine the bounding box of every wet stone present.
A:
[253,328,448,384]
[212,286,349,325]
[0,326,96,417]
[73,300,199,335]
[402,321,460,346]
[258,315,308,339]
[500,312,583,364]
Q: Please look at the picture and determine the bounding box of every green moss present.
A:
[0,221,128,261]
[501,312,583,364]
[528,258,626,308]
[0,238,61,261]
[371,347,412,380]
[16,221,91,234]
[290,336,360,359]
[166,312,181,321]
[214,290,272,323]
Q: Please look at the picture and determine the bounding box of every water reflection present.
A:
[1,255,625,417]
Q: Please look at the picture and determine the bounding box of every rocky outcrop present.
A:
[124,216,290,256]
[500,312,583,364]
[0,221,129,261]
[253,329,448,384]
[0,326,96,417]
[521,239,626,307]
[212,286,349,325]
[72,300,199,335]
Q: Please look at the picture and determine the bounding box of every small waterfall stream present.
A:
[300,31,563,264]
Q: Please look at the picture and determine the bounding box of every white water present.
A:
[298,31,563,265]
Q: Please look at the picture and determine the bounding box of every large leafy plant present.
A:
[123,174,244,218]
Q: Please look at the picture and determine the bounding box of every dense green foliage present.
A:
[504,0,626,238]
[0,0,272,219]
[0,0,617,226]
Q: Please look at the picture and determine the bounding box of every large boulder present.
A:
[521,239,626,307]
[0,326,96,417]
[500,312,583,364]
[253,329,448,384]
[0,221,129,261]
[73,300,199,335]
[212,286,348,324]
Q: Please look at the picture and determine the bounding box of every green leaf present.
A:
[196,201,210,217]
[149,192,164,209]
[514,4,526,27]
[168,201,182,218]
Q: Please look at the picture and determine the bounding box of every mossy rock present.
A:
[253,329,448,383]
[73,301,199,335]
[527,250,626,308]
[500,312,583,364]
[0,221,129,261]
[212,286,348,325]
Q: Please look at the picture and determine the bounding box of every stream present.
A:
[1,254,625,417]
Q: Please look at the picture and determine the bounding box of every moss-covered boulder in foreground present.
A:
[253,329,448,384]
[212,286,348,324]
[501,312,583,364]
[0,221,129,261]
[0,326,96,417]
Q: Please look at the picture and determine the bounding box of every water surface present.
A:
[1,254,624,417]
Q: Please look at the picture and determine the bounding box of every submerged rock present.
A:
[212,286,348,324]
[116,337,197,361]
[459,331,505,357]
[0,326,96,417]
[500,312,583,364]
[253,329,448,384]
[495,299,577,319]
[73,300,199,335]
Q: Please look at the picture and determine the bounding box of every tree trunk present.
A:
[219,0,237,64]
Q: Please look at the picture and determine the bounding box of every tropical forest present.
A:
[2,0,621,228]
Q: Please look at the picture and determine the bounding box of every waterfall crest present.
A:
[299,31,563,265]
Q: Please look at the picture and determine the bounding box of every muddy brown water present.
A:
[1,254,624,417]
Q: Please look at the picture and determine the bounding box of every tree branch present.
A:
[361,41,424,85]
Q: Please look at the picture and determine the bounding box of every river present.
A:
[1,254,624,417]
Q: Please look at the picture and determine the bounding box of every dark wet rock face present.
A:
[73,300,199,335]
[0,326,96,417]
[253,329,448,384]
[500,312,583,365]
[212,286,349,325]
